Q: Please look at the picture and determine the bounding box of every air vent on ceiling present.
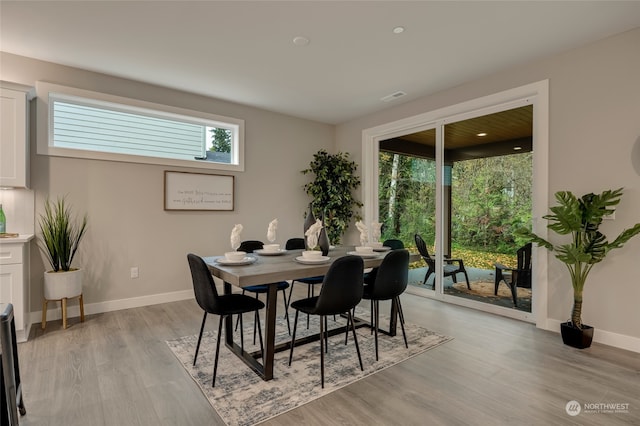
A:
[380,91,406,102]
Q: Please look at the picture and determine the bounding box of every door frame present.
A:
[361,80,549,326]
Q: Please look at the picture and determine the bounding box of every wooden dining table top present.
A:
[204,246,418,287]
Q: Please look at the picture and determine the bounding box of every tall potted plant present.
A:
[38,196,88,301]
[519,188,640,348]
[302,150,362,244]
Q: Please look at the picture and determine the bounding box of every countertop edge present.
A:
[0,234,35,243]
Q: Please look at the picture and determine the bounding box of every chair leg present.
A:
[494,274,501,295]
[282,289,291,335]
[324,316,329,353]
[306,286,313,329]
[253,293,259,345]
[422,269,432,285]
[396,297,408,349]
[212,315,224,387]
[463,270,471,290]
[194,312,208,366]
[370,299,374,335]
[509,283,518,307]
[239,313,245,352]
[373,300,379,361]
[235,289,248,332]
[255,310,265,359]
[287,281,296,309]
[288,310,300,366]
[348,310,364,372]
[320,314,325,388]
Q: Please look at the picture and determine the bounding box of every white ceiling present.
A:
[2,1,639,124]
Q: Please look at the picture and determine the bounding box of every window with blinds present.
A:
[52,98,207,161]
[39,83,244,171]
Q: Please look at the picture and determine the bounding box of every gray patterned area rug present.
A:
[166,309,452,426]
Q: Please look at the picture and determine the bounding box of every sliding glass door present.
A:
[373,102,536,318]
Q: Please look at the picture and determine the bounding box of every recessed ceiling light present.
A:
[513,146,523,151]
[393,26,405,34]
[380,91,406,102]
[292,36,310,46]
[477,132,487,137]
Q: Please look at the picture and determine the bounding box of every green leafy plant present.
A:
[519,188,640,329]
[38,197,88,272]
[302,150,362,244]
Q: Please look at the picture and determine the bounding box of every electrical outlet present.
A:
[131,267,139,279]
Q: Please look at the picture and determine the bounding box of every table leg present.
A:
[262,284,278,380]
[223,282,233,347]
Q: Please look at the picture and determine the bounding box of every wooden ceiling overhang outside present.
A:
[380,105,533,163]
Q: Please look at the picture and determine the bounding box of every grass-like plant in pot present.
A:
[38,197,88,315]
[39,196,87,272]
[519,188,640,348]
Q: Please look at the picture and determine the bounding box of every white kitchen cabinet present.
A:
[0,82,35,188]
[0,240,31,342]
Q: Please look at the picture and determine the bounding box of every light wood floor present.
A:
[16,289,640,426]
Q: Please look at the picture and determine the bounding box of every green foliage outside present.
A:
[379,151,532,268]
[209,128,231,153]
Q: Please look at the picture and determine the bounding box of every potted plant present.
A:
[302,150,362,244]
[38,196,88,301]
[519,188,640,348]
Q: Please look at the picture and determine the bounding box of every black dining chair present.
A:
[235,240,291,337]
[187,253,265,387]
[362,249,410,361]
[288,255,365,388]
[363,239,405,285]
[285,237,326,328]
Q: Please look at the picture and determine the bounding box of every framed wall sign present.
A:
[164,171,234,211]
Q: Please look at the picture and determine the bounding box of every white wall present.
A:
[336,28,640,349]
[0,53,334,315]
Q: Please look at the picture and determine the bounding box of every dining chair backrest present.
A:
[187,253,220,312]
[383,239,405,250]
[371,249,410,300]
[238,240,264,253]
[285,238,305,250]
[312,255,364,316]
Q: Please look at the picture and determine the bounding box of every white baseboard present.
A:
[545,319,640,353]
[30,289,194,326]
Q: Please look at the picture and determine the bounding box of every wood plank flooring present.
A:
[16,289,640,426]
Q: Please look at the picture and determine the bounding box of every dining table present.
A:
[204,245,418,381]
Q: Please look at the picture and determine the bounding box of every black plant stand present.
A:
[1,303,26,425]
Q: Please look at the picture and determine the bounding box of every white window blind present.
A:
[52,96,206,161]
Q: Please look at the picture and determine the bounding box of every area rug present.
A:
[166,309,452,426]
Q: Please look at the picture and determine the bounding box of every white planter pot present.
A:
[44,269,83,300]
